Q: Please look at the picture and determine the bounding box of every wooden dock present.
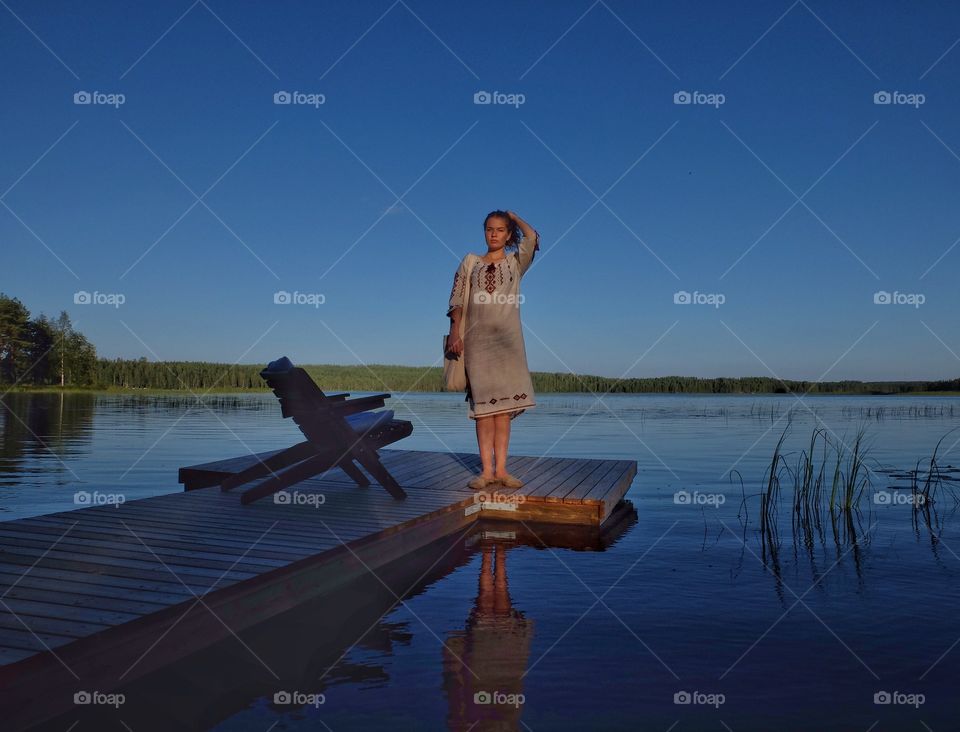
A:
[0,448,636,730]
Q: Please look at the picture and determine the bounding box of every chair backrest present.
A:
[260,361,361,445]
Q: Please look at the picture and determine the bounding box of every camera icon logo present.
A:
[73,91,92,105]
[673,490,691,505]
[874,690,891,704]
[473,691,492,704]
[873,91,891,105]
[274,690,291,704]
[74,491,91,505]
[74,290,92,304]
[274,491,292,505]
[74,690,92,704]
[873,290,891,305]
[673,290,691,304]
[674,690,692,704]
[274,91,292,105]
[673,91,691,104]
[473,91,492,105]
[873,491,891,505]
[274,290,292,304]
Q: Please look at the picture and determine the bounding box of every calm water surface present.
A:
[3,392,960,731]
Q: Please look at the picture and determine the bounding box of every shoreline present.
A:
[3,386,959,397]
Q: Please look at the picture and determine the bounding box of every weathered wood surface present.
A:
[0,448,636,730]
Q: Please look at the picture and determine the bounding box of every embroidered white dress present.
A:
[446,232,540,420]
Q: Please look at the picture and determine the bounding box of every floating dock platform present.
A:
[0,447,636,730]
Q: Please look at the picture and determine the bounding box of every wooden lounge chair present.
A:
[221,356,412,504]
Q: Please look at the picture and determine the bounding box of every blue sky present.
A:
[2,0,959,381]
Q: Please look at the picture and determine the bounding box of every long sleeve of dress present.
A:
[446,255,470,319]
[516,229,540,278]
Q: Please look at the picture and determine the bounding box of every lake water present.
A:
[3,391,960,731]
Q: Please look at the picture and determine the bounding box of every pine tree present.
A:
[0,294,32,384]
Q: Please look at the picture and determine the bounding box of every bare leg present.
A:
[493,412,511,478]
[475,415,496,478]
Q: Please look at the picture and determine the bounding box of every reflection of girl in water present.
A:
[442,544,534,731]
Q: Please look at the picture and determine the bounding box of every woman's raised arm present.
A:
[508,211,539,278]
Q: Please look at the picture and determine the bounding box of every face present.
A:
[484,216,510,251]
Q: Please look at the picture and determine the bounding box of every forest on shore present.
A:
[2,293,957,395]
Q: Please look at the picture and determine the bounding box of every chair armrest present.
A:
[334,394,391,413]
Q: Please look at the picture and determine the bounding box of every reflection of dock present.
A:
[0,448,635,730]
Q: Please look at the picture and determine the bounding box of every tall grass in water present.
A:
[905,427,960,538]
[755,424,874,560]
[916,427,959,504]
[791,427,827,550]
[840,404,957,421]
[749,424,960,570]
[758,427,789,568]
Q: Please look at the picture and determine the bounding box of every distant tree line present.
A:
[92,361,960,395]
[0,294,97,387]
[3,292,958,394]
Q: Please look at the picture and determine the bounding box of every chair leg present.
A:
[338,459,370,487]
[352,446,407,500]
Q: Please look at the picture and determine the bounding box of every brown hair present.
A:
[483,210,521,250]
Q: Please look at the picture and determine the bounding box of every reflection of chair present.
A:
[220,356,412,504]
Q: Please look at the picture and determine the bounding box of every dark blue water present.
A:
[3,392,960,731]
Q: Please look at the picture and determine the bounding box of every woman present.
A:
[446,210,540,490]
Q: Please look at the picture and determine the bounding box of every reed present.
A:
[918,427,960,504]
[840,404,957,420]
[759,426,790,562]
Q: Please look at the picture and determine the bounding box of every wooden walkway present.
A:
[0,448,636,730]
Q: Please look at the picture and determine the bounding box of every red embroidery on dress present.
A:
[478,394,527,406]
[448,270,465,304]
[479,261,505,294]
